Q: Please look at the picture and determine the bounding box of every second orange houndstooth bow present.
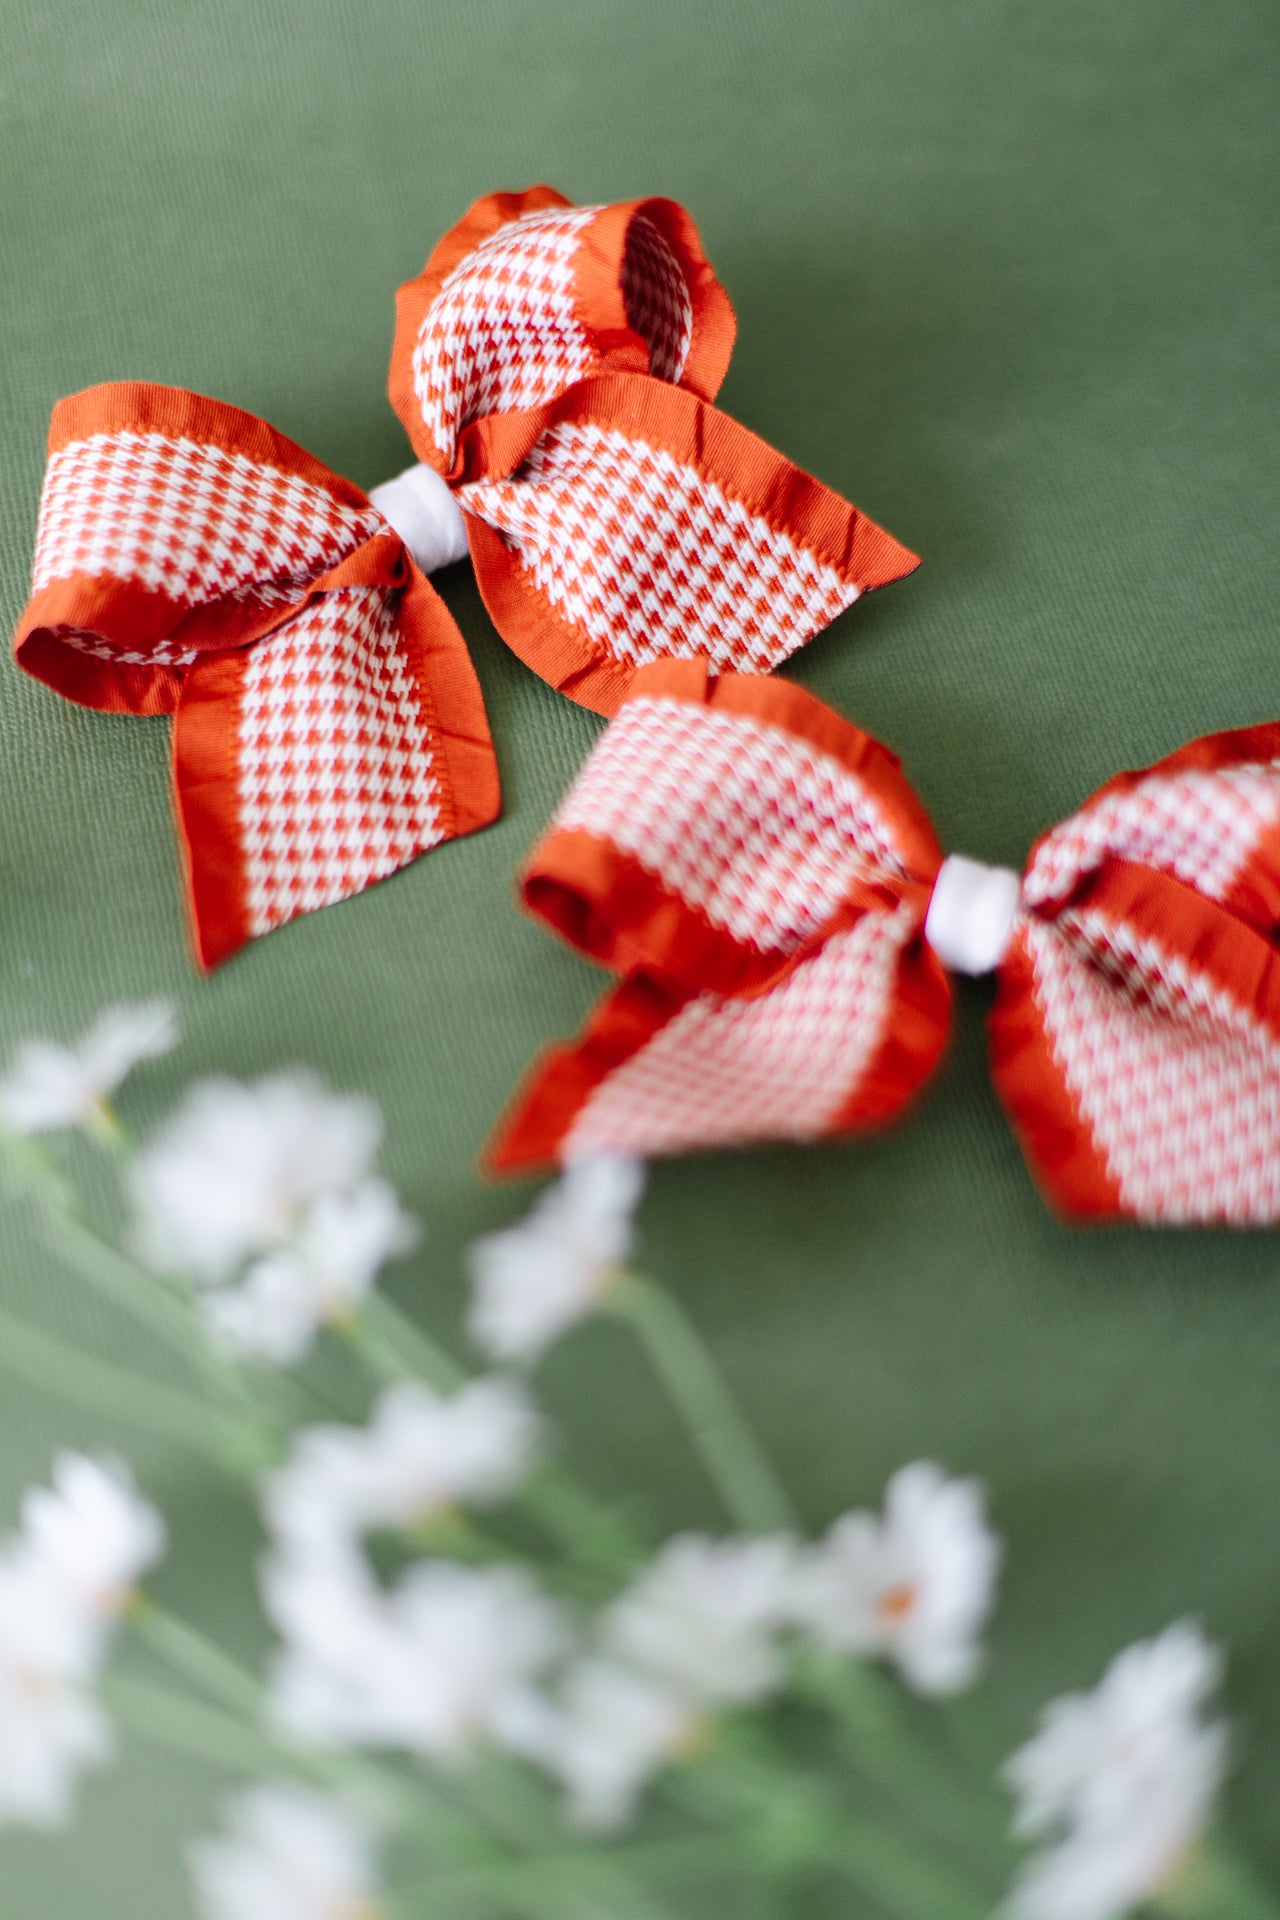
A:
[487,662,1280,1224]
[12,188,916,968]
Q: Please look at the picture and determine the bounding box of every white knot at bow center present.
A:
[369,462,470,574]
[924,854,1022,975]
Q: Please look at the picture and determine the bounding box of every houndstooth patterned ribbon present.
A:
[13,188,916,968]
[388,187,918,713]
[13,384,498,968]
[487,661,1280,1224]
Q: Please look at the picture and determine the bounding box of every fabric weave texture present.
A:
[1,0,1277,1910]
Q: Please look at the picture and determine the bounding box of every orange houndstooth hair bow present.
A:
[12,188,917,969]
[487,661,1280,1224]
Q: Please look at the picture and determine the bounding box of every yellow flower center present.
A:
[875,1582,918,1625]
[673,1714,712,1760]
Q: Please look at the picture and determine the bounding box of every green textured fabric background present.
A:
[2,0,1278,1911]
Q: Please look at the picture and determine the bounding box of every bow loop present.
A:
[1019,723,1280,935]
[389,188,736,480]
[992,726,1280,1222]
[15,384,384,716]
[390,189,920,717]
[523,660,941,995]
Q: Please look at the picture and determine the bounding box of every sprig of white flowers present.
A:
[0,1000,177,1138]
[1004,1624,1231,1920]
[0,1005,1272,1920]
[0,1453,164,1827]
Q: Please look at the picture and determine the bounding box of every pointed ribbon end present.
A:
[851,514,921,594]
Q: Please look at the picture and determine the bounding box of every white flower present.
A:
[1003,1623,1228,1920]
[132,1073,382,1284]
[391,1560,567,1760]
[468,1153,645,1364]
[262,1549,405,1751]
[201,1181,416,1366]
[0,1550,113,1828]
[507,1530,793,1831]
[20,1452,165,1631]
[189,1782,382,1920]
[263,1377,540,1557]
[0,1000,177,1134]
[793,1462,1000,1694]
[601,1534,797,1708]
[264,1550,566,1763]
[521,1658,700,1833]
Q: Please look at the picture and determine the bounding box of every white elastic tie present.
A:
[924,854,1021,976]
[368,462,469,574]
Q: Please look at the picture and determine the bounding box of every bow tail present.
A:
[486,906,949,1173]
[174,571,498,969]
[990,866,1280,1223]
[460,375,920,718]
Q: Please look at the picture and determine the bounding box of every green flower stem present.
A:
[0,1297,250,1468]
[1157,1836,1280,1919]
[797,1653,1013,1881]
[455,1758,679,1920]
[389,1831,756,1919]
[682,1740,992,1920]
[346,1301,642,1579]
[519,1467,644,1578]
[357,1292,464,1388]
[130,1597,268,1718]
[608,1273,797,1536]
[136,1601,662,1890]
[826,1824,994,1920]
[102,1671,290,1777]
[128,1601,485,1849]
[454,1757,557,1853]
[2,1134,223,1382]
[105,1667,487,1850]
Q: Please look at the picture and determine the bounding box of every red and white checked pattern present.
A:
[1024,908,1280,1221]
[462,422,857,673]
[411,204,600,463]
[54,626,197,669]
[555,695,907,953]
[621,214,693,384]
[33,431,378,604]
[238,586,443,937]
[565,908,916,1157]
[1023,763,1280,910]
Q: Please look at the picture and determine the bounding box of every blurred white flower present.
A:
[0,1000,177,1135]
[524,1657,700,1833]
[1003,1623,1228,1920]
[263,1377,540,1557]
[601,1533,797,1708]
[793,1462,1000,1695]
[262,1548,406,1751]
[0,1550,113,1828]
[507,1530,793,1830]
[468,1153,645,1364]
[264,1549,566,1764]
[392,1560,567,1761]
[132,1073,382,1284]
[189,1782,382,1920]
[20,1452,165,1632]
[200,1180,416,1366]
